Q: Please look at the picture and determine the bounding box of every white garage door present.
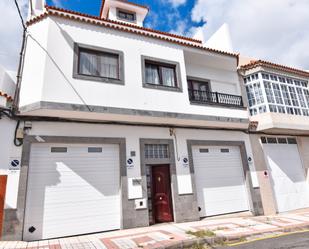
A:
[192,146,249,217]
[263,138,309,213]
[23,143,121,241]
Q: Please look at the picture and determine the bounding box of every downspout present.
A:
[12,19,28,113]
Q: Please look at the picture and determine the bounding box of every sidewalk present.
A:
[1,210,309,249]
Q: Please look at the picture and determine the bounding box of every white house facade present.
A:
[0,0,265,241]
[239,59,309,215]
[3,0,309,243]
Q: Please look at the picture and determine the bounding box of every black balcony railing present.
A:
[188,89,244,108]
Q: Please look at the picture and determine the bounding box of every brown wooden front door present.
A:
[0,175,8,238]
[152,165,173,223]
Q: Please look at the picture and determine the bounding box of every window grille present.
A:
[145,144,169,159]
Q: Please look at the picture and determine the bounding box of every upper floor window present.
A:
[188,79,210,92]
[79,49,119,79]
[145,61,176,87]
[73,43,124,84]
[142,56,182,92]
[117,9,136,22]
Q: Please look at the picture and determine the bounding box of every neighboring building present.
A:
[1,0,264,241]
[0,65,20,241]
[239,59,309,215]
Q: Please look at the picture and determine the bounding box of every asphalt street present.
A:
[216,231,309,249]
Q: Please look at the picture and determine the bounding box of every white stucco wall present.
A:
[19,16,247,120]
[19,19,49,107]
[0,117,21,209]
[24,122,259,198]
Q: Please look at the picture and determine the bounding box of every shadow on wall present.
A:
[265,144,307,183]
[23,144,120,240]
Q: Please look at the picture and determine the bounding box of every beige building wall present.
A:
[249,134,277,215]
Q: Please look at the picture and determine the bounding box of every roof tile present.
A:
[240,60,309,78]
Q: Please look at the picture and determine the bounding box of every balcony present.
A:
[188,89,244,108]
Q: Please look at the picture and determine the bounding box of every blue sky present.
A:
[46,0,205,35]
[1,0,309,72]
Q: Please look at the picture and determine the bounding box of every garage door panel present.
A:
[195,177,247,188]
[199,199,248,217]
[25,214,121,240]
[28,173,119,187]
[194,168,244,179]
[24,143,121,241]
[193,146,249,217]
[27,191,120,206]
[264,143,309,212]
[197,187,247,201]
[26,200,121,222]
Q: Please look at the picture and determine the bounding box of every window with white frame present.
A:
[244,72,309,117]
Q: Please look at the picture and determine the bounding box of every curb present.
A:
[164,223,309,248]
[165,236,223,249]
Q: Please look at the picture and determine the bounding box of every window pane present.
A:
[303,89,309,106]
[246,85,256,107]
[99,53,119,79]
[278,138,287,144]
[277,106,286,113]
[254,82,264,104]
[272,83,284,104]
[264,81,275,103]
[79,50,98,76]
[261,137,267,144]
[118,11,135,21]
[302,109,309,116]
[161,67,176,87]
[280,85,292,106]
[145,64,160,84]
[192,81,209,91]
[267,137,277,144]
[269,105,277,113]
[287,138,297,144]
[250,108,257,116]
[51,147,67,153]
[259,105,267,113]
[288,86,299,107]
[296,88,307,108]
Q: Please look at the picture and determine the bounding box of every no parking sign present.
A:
[9,158,20,171]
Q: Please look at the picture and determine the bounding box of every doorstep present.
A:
[1,210,309,249]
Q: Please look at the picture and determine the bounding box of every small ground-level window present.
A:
[267,137,277,144]
[287,138,297,144]
[261,137,267,144]
[51,147,67,153]
[88,147,103,153]
[277,138,288,144]
[220,148,230,153]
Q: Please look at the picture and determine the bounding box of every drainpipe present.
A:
[12,26,27,113]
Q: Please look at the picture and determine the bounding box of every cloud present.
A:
[167,0,186,8]
[51,0,64,7]
[0,0,28,72]
[191,0,309,70]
